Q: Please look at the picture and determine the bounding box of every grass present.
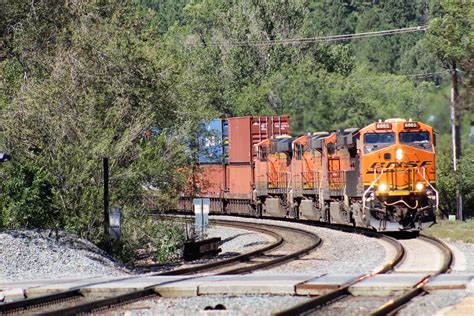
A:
[424,219,474,243]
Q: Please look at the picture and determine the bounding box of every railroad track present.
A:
[275,232,453,316]
[0,219,322,315]
[159,219,322,276]
[370,234,453,315]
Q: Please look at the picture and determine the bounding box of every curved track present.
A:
[274,229,404,316]
[276,233,453,316]
[0,219,322,315]
[370,234,453,315]
[158,219,322,276]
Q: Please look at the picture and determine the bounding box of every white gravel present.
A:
[398,290,471,316]
[116,295,311,315]
[0,225,271,281]
[206,226,272,256]
[211,216,387,275]
[0,230,130,282]
[445,240,474,272]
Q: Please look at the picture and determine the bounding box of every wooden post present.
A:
[103,157,111,249]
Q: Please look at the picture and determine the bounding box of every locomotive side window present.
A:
[363,132,395,154]
[400,132,432,151]
[260,146,268,161]
[296,143,304,160]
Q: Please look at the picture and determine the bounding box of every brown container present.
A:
[195,164,225,198]
[225,164,253,199]
[228,116,290,163]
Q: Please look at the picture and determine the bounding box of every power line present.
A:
[356,71,445,81]
[202,26,427,47]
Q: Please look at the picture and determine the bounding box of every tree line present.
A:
[0,0,472,263]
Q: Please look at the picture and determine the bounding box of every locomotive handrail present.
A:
[362,168,387,212]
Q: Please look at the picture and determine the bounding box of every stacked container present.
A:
[194,116,290,212]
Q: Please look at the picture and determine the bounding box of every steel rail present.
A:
[38,288,158,316]
[29,219,322,315]
[0,220,283,314]
[155,220,285,275]
[369,234,453,316]
[216,225,321,275]
[273,232,404,316]
[0,289,82,314]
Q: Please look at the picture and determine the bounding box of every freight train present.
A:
[180,116,438,231]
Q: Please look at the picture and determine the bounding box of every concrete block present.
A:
[155,276,231,297]
[349,274,427,296]
[296,274,359,296]
[26,277,120,298]
[81,276,187,298]
[425,273,474,291]
[444,296,474,316]
[0,278,85,291]
[0,288,26,302]
[198,274,315,295]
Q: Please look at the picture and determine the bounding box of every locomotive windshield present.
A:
[363,132,395,153]
[400,132,430,143]
[400,131,432,151]
[364,133,395,144]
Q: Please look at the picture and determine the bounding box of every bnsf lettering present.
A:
[367,161,432,174]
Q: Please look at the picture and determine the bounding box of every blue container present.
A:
[198,119,225,163]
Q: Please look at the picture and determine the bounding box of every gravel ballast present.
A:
[0,230,129,282]
[118,294,311,315]
[211,216,387,275]
[0,225,271,282]
[445,240,474,272]
[206,226,272,256]
[398,290,471,316]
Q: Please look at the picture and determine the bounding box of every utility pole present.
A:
[451,64,463,220]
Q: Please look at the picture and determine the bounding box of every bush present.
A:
[0,162,61,229]
[111,209,186,265]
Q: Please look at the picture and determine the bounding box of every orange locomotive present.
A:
[189,117,437,231]
[360,119,437,230]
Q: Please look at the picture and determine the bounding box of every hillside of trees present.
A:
[0,0,472,263]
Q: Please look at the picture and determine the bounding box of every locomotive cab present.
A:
[360,119,437,231]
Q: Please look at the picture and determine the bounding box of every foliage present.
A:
[426,1,473,68]
[424,219,474,243]
[0,162,60,229]
[0,0,472,264]
[111,210,186,264]
[0,1,199,258]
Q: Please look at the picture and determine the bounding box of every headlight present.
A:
[415,182,424,191]
[396,148,403,160]
[378,183,388,192]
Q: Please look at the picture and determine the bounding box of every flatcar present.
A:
[181,116,437,231]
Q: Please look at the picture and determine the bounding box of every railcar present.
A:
[183,116,437,231]
[360,119,437,230]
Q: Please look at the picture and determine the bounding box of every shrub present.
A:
[0,162,61,229]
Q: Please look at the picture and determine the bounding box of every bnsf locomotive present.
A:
[181,116,437,231]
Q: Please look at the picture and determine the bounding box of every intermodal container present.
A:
[196,164,225,197]
[225,164,253,199]
[228,116,290,163]
[198,119,228,164]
